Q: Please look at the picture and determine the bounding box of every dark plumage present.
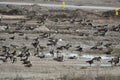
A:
[53,55,64,62]
[23,61,32,67]
[22,60,30,64]
[9,36,15,40]
[34,48,39,56]
[20,57,28,61]
[32,40,39,48]
[25,36,29,40]
[64,43,72,50]
[40,33,50,38]
[0,53,6,57]
[104,43,112,48]
[57,44,72,50]
[39,45,46,50]
[92,56,102,61]
[11,57,17,63]
[49,50,54,57]
[11,50,17,56]
[56,46,64,50]
[25,51,30,57]
[108,57,119,66]
[38,54,45,58]
[68,56,77,59]
[19,33,24,36]
[10,44,18,48]
[0,57,7,62]
[24,63,32,67]
[104,51,112,55]
[86,59,94,66]
[90,46,97,50]
[76,46,83,52]
[17,54,23,59]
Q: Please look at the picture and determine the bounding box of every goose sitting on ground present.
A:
[37,52,45,58]
[24,61,32,67]
[22,60,31,64]
[68,56,77,59]
[53,55,64,62]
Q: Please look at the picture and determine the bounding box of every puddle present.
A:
[80,54,114,60]
[45,53,114,60]
[45,53,79,58]
[18,50,114,60]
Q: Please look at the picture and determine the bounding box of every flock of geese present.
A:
[0,29,119,67]
[0,40,119,67]
[86,56,120,66]
[0,5,119,69]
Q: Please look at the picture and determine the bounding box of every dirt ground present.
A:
[0,0,120,80]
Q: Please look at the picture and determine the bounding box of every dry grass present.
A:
[0,73,120,80]
[59,73,120,80]
[0,57,120,80]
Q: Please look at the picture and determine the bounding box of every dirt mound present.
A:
[34,25,50,31]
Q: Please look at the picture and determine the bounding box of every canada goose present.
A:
[38,54,45,58]
[92,56,102,61]
[108,57,119,66]
[11,57,17,63]
[49,50,54,57]
[9,36,15,40]
[86,59,94,66]
[0,57,7,62]
[53,55,64,62]
[68,56,77,59]
[22,60,30,64]
[76,46,83,52]
[24,61,32,67]
[20,56,28,61]
[11,50,17,56]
